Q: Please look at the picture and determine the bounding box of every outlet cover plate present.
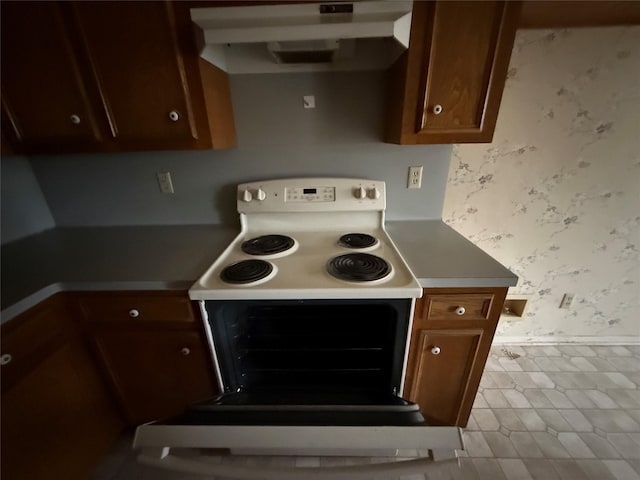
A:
[408,166,423,189]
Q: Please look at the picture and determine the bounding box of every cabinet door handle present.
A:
[70,114,81,124]
[169,110,180,122]
[180,347,191,356]
[129,309,140,318]
[431,346,441,355]
[0,353,13,365]
[455,306,466,316]
[432,104,443,115]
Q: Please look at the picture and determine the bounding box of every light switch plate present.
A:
[303,95,315,109]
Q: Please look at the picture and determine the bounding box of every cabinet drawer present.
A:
[78,294,195,324]
[422,293,494,322]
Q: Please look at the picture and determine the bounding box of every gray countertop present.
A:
[386,220,518,288]
[1,225,238,323]
[1,220,517,323]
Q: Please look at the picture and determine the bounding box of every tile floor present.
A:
[95,344,640,480]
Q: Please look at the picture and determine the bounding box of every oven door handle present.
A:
[139,448,458,479]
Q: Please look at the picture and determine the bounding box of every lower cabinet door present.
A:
[406,328,485,426]
[1,339,123,480]
[94,330,216,424]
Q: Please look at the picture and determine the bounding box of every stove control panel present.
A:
[286,186,335,202]
[238,178,386,213]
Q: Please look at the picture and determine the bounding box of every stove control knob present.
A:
[241,189,253,202]
[256,188,267,201]
[354,186,367,199]
[367,187,381,199]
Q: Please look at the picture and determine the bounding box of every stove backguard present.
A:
[205,299,411,396]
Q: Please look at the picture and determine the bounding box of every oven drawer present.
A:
[78,293,196,324]
[421,293,494,322]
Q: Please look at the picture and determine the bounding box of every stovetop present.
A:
[188,178,422,300]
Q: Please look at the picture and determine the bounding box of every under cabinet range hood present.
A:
[190,1,413,73]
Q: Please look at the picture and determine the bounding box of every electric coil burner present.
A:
[338,233,378,249]
[220,259,274,284]
[241,234,295,256]
[327,253,391,282]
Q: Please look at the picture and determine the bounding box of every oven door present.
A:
[133,403,464,478]
[133,299,464,477]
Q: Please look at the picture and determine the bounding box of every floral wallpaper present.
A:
[443,27,640,339]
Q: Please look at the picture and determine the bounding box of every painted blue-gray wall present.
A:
[1,155,55,244]
[29,71,452,227]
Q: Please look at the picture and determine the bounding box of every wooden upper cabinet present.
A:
[520,1,640,28]
[70,1,199,148]
[0,1,236,154]
[0,2,104,151]
[386,1,521,144]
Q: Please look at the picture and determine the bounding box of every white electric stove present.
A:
[133,178,463,479]
[189,177,422,300]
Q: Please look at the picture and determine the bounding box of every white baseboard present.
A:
[493,336,640,346]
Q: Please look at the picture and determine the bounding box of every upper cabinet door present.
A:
[386,1,521,144]
[70,1,199,148]
[0,2,103,151]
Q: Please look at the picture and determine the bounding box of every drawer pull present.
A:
[169,110,180,122]
[455,306,466,316]
[129,309,140,318]
[0,353,13,365]
[70,114,81,124]
[432,104,443,115]
[180,347,191,356]
[431,346,441,355]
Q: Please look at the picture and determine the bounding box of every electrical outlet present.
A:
[157,172,174,194]
[559,293,574,309]
[408,166,423,189]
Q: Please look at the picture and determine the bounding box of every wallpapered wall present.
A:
[443,27,640,339]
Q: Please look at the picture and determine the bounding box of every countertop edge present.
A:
[419,277,518,289]
[0,280,194,325]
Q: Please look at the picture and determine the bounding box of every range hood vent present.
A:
[268,40,340,64]
[191,1,412,74]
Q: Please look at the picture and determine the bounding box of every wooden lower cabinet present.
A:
[406,328,488,425]
[76,291,219,425]
[93,329,216,424]
[1,290,220,479]
[404,287,507,427]
[1,294,124,480]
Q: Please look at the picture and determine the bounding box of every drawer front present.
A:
[422,293,494,322]
[78,294,195,324]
